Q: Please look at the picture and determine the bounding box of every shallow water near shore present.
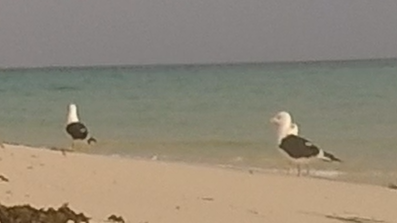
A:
[0,59,397,185]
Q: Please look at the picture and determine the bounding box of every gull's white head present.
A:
[270,111,292,127]
[67,103,79,124]
[270,111,294,143]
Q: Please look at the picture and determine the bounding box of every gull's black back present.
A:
[66,122,88,140]
[279,135,320,159]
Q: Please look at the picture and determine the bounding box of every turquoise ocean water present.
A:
[0,59,396,185]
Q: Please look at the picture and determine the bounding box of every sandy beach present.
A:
[0,144,396,223]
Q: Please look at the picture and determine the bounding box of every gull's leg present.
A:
[287,161,293,175]
[305,164,310,176]
[297,164,301,177]
[71,140,75,150]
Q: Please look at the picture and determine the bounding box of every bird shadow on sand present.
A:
[324,215,385,223]
[49,146,73,156]
[302,212,386,223]
[386,183,397,190]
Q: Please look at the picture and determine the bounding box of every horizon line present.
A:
[1,57,396,71]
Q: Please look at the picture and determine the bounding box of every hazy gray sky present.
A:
[1,0,396,67]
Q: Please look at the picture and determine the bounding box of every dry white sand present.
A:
[0,143,396,223]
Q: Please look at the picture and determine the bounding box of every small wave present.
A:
[230,156,244,162]
[260,168,345,179]
[48,85,80,92]
[310,170,345,178]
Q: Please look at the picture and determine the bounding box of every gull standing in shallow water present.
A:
[270,111,341,176]
[285,122,299,174]
[289,123,299,136]
[66,104,97,150]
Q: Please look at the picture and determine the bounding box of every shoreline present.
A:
[1,143,397,222]
[4,139,395,188]
[2,140,388,187]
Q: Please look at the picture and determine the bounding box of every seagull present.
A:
[66,104,97,150]
[284,122,299,173]
[289,122,299,136]
[270,111,341,176]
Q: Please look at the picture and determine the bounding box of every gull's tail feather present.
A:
[323,151,342,162]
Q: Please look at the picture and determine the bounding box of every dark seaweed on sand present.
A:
[0,203,90,223]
